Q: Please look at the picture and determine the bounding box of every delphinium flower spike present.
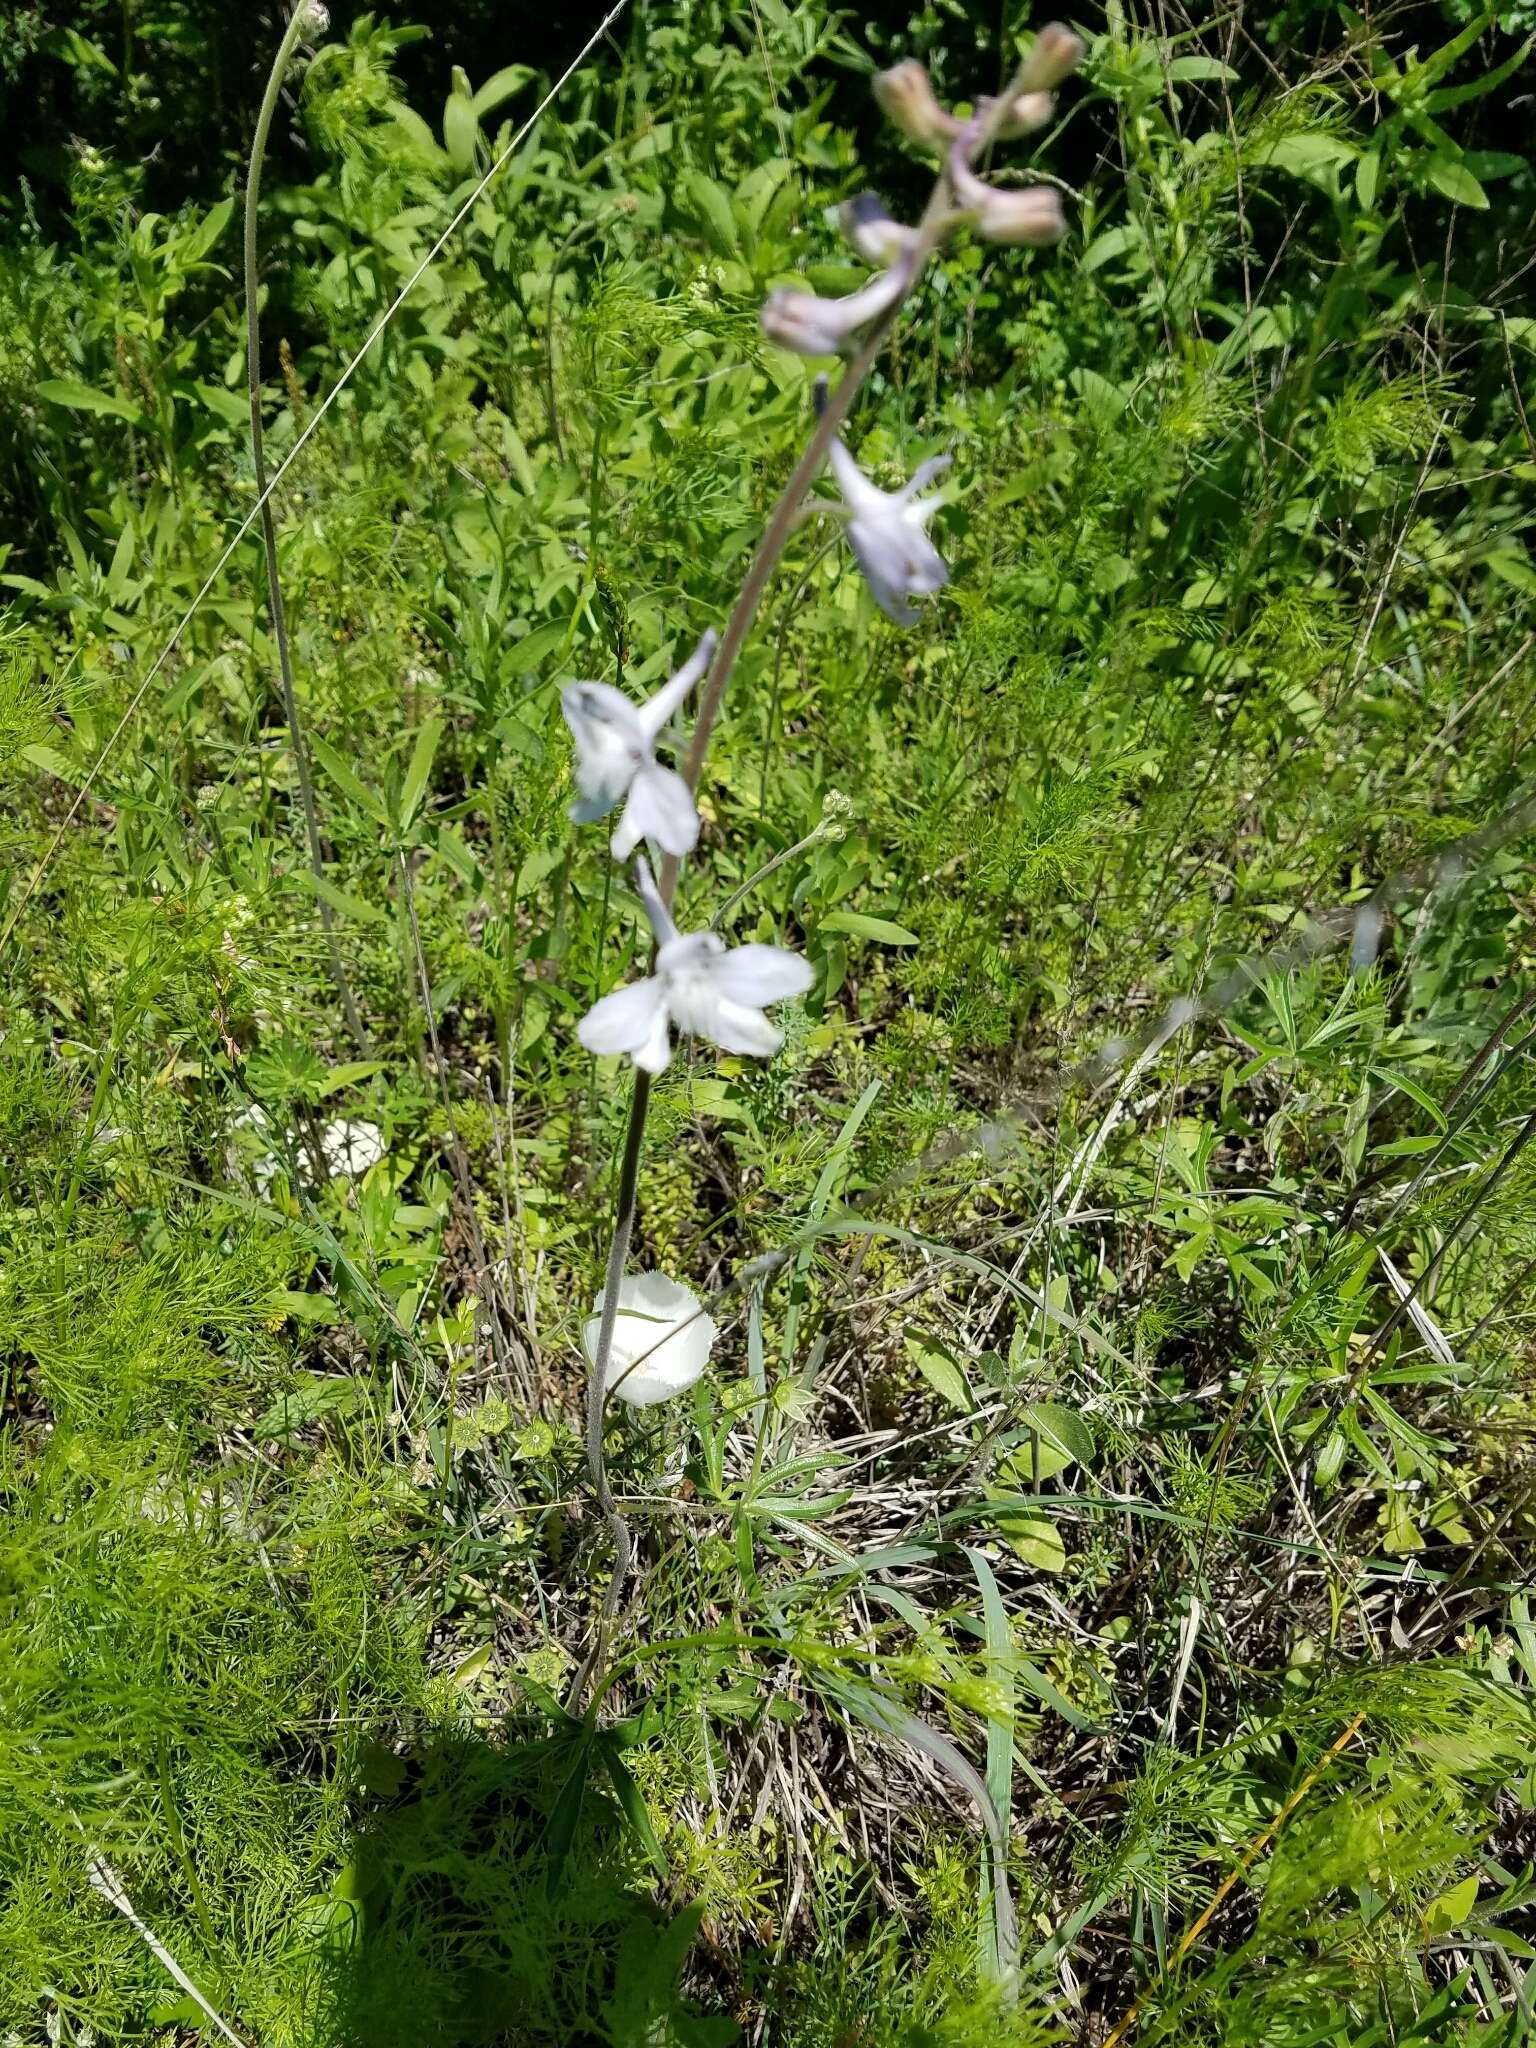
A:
[578,856,813,1073]
[816,380,952,626]
[561,629,716,859]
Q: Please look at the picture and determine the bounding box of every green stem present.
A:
[246,4,369,1053]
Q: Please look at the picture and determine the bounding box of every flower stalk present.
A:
[568,31,1085,1714]
[245,3,368,1053]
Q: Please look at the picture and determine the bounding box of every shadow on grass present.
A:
[314,1722,735,2048]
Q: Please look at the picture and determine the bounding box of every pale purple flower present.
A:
[822,415,952,626]
[561,630,715,860]
[577,858,813,1074]
[761,262,909,357]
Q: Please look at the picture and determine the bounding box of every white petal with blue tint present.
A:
[576,860,812,1072]
[560,631,715,858]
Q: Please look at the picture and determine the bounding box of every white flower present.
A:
[835,194,918,267]
[227,1108,385,1191]
[577,857,813,1074]
[761,262,909,357]
[583,1272,718,1407]
[824,425,952,626]
[561,630,715,859]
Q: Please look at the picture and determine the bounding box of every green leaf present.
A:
[254,1369,362,1437]
[310,735,391,827]
[297,870,388,927]
[36,377,144,424]
[181,194,234,266]
[995,1508,1066,1573]
[1081,224,1143,275]
[399,717,444,828]
[19,744,86,785]
[313,1060,388,1098]
[820,911,920,946]
[1167,54,1238,80]
[1257,133,1358,180]
[597,1741,669,1878]
[1355,146,1382,212]
[685,170,739,257]
[443,92,478,173]
[1016,1401,1095,1474]
[543,1734,594,1896]
[1425,155,1489,208]
[1423,1874,1479,1935]
[470,64,533,119]
[905,1338,973,1414]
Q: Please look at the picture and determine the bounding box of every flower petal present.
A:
[827,434,886,517]
[710,943,814,1007]
[631,1003,674,1074]
[612,761,700,860]
[562,681,645,813]
[847,519,921,624]
[577,977,667,1057]
[705,997,786,1059]
[897,452,953,501]
[635,629,717,747]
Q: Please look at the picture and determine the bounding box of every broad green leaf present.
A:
[1081,224,1143,275]
[685,169,739,257]
[36,378,143,424]
[821,911,920,946]
[1426,155,1489,208]
[1257,133,1358,179]
[443,92,478,172]
[1016,1401,1095,1473]
[995,1507,1066,1573]
[254,1369,362,1436]
[905,1338,973,1414]
[1423,1875,1479,1934]
[471,63,532,118]
[1167,54,1238,80]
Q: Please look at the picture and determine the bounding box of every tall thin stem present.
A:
[246,3,370,1052]
[572,77,1039,1712]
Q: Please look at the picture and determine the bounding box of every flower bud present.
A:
[1014,22,1085,95]
[873,60,962,147]
[299,0,330,33]
[761,262,909,357]
[836,194,918,268]
[948,141,1067,246]
[995,89,1056,139]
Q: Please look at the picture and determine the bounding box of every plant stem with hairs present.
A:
[245,2,369,1053]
